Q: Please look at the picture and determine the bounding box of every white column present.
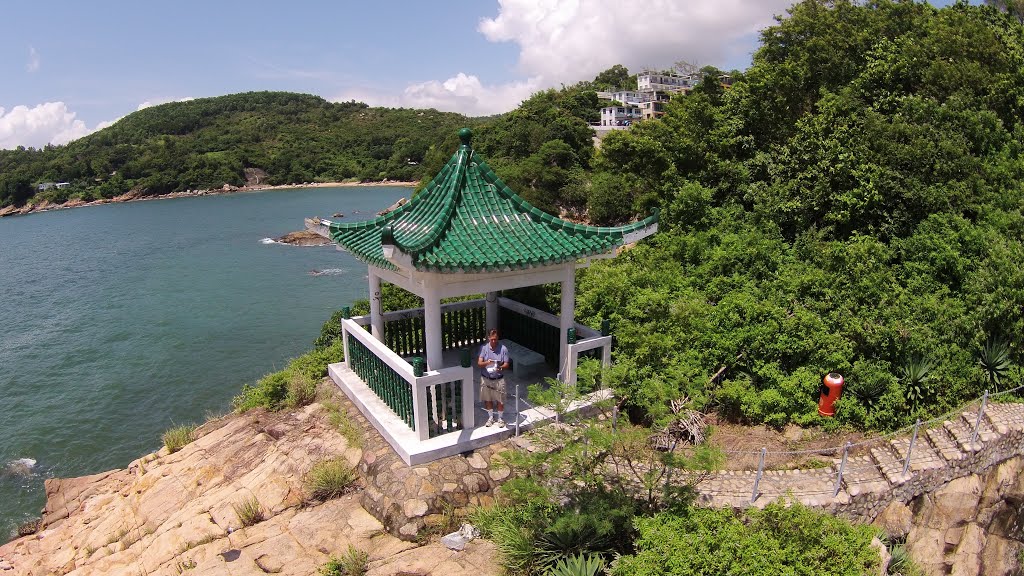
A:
[341,319,351,370]
[485,291,500,332]
[566,342,579,386]
[424,280,444,371]
[460,366,476,428]
[368,270,384,341]
[559,263,576,381]
[413,383,429,441]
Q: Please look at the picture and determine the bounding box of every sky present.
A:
[0,0,969,150]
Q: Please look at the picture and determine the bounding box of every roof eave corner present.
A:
[305,217,333,239]
[620,208,660,244]
[382,242,416,271]
[622,221,658,245]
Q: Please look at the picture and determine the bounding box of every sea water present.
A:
[0,186,408,539]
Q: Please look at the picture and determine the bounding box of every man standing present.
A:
[478,328,510,427]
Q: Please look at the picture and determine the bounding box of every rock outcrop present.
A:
[0,401,497,576]
[272,230,331,246]
[903,456,1024,576]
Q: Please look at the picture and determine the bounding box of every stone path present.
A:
[694,402,1024,522]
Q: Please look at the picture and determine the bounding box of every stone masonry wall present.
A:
[336,398,512,540]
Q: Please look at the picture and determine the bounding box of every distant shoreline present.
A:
[0,180,418,219]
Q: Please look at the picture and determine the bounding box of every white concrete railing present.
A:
[496,296,601,339]
[341,317,475,441]
[497,296,609,384]
[566,335,612,386]
[350,299,487,356]
[350,299,486,326]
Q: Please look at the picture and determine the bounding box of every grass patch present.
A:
[232,496,265,527]
[323,400,363,448]
[286,371,317,407]
[233,340,344,412]
[318,545,369,576]
[105,528,128,546]
[176,534,218,555]
[162,424,197,454]
[305,458,357,501]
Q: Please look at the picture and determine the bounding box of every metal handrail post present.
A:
[834,442,851,497]
[751,448,766,504]
[902,420,920,476]
[970,390,989,448]
[515,382,521,437]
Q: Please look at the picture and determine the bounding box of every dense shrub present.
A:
[572,2,1024,430]
[611,501,880,575]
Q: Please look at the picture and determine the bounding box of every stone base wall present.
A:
[338,398,512,540]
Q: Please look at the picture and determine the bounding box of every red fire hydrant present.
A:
[818,372,844,417]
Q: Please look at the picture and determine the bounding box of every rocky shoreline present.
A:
[0,384,500,575]
[0,180,417,219]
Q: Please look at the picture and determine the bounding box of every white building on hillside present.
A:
[600,105,642,126]
[610,90,645,106]
[637,71,697,94]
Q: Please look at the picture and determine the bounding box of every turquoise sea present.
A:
[0,186,408,540]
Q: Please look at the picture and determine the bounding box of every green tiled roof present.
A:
[317,128,658,273]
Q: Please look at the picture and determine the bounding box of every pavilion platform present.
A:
[328,299,613,464]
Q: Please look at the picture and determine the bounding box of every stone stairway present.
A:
[696,401,1024,522]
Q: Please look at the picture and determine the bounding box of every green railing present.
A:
[425,381,464,438]
[499,307,560,367]
[442,305,486,351]
[382,302,487,358]
[383,315,426,357]
[347,332,415,430]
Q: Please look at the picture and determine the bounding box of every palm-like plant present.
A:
[535,513,613,572]
[900,355,933,406]
[979,337,1011,391]
[546,553,606,576]
[852,378,889,411]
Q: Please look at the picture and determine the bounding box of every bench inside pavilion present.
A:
[306,128,657,464]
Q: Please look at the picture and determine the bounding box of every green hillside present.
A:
[4,0,1022,436]
[566,0,1024,432]
[0,92,473,207]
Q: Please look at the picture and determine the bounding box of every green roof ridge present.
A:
[316,128,658,272]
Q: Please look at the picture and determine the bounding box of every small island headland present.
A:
[0,180,417,219]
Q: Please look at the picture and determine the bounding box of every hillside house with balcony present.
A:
[600,105,642,126]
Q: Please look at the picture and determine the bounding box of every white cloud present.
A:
[479,0,791,82]
[0,96,207,149]
[334,73,541,117]
[26,46,40,73]
[340,0,789,117]
[0,102,110,149]
[137,96,195,111]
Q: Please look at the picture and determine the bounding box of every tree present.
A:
[985,0,1024,22]
[0,173,34,207]
[592,64,631,91]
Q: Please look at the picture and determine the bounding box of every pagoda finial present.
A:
[458,127,473,147]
